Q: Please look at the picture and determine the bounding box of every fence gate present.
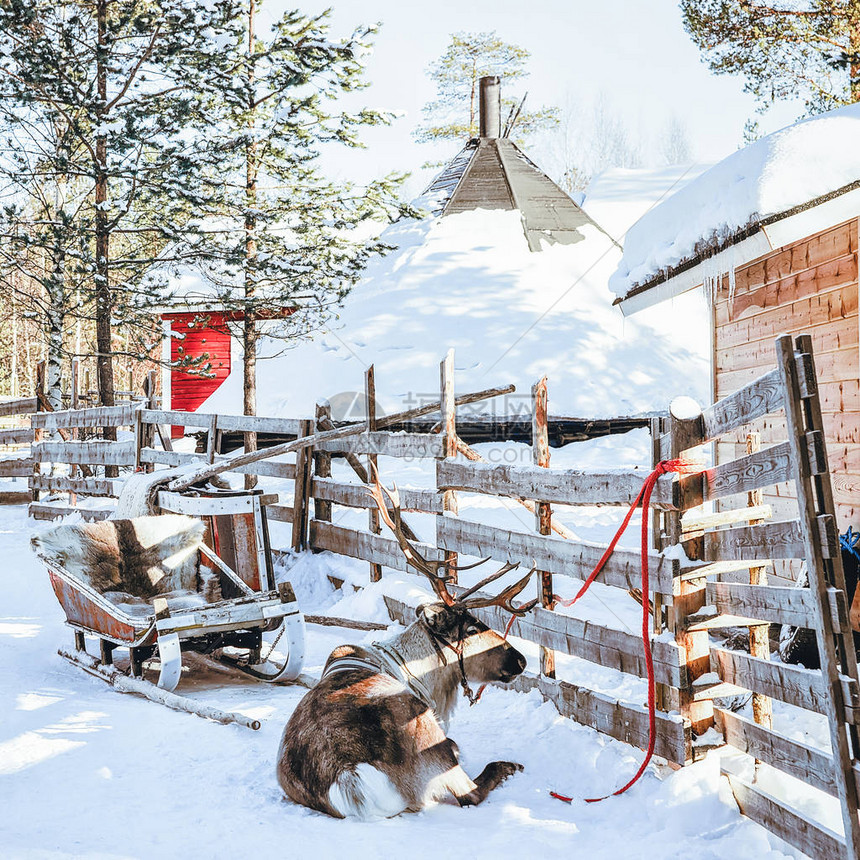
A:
[670,333,860,859]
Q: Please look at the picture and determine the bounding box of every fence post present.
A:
[667,405,713,737]
[291,418,313,552]
[366,366,382,582]
[440,349,458,581]
[69,360,79,504]
[650,417,670,712]
[313,402,332,527]
[143,370,157,472]
[31,363,44,502]
[532,377,555,678]
[745,431,773,732]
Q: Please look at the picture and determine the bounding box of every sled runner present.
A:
[33,489,305,715]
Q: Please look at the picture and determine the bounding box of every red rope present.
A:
[549,458,701,804]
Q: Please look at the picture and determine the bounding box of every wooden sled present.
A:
[36,493,305,726]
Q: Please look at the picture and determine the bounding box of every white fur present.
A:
[32,515,204,594]
[327,765,406,820]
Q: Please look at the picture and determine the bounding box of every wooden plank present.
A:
[532,376,555,678]
[717,283,858,351]
[310,520,443,573]
[266,504,293,524]
[30,403,137,430]
[139,448,296,480]
[716,315,858,376]
[0,458,34,477]
[708,580,847,630]
[310,478,443,514]
[32,440,136,467]
[0,397,37,417]
[320,432,444,459]
[679,442,792,507]
[681,503,772,532]
[0,428,34,445]
[28,475,119,497]
[694,517,839,562]
[366,366,382,583]
[29,503,111,522]
[724,770,847,860]
[711,646,859,720]
[511,672,690,766]
[700,369,784,443]
[436,460,676,509]
[467,596,685,687]
[716,708,857,799]
[436,516,677,595]
[716,253,858,326]
[140,409,301,436]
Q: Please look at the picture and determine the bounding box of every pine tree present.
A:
[681,1,860,115]
[415,31,558,145]
[180,2,408,468]
[0,0,229,414]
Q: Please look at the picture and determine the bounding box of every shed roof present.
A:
[611,103,860,313]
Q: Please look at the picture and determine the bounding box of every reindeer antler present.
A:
[456,566,539,616]
[368,466,537,616]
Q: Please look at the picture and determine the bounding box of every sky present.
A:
[262,0,802,197]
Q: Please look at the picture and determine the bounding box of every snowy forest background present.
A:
[1,0,859,417]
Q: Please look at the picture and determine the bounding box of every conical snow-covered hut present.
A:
[171,78,708,427]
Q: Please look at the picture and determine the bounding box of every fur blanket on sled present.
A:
[31,515,207,600]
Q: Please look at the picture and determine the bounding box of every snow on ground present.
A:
[0,428,841,858]
[610,103,860,297]
[201,207,710,422]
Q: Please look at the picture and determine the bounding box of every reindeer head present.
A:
[369,467,535,697]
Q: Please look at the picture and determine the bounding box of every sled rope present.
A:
[548,458,702,804]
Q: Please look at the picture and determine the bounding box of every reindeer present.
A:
[276,474,536,820]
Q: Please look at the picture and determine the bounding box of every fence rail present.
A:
[18,335,860,857]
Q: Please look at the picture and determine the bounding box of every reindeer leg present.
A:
[432,739,522,807]
[454,761,523,807]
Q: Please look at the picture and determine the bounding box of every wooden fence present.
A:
[18,336,860,858]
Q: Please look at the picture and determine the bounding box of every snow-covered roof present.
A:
[582,164,710,245]
[610,103,860,306]
[419,137,614,252]
[201,207,710,420]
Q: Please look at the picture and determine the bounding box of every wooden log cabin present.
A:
[611,107,860,537]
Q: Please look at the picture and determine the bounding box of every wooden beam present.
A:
[310,520,443,574]
[139,448,296,480]
[436,459,676,509]
[0,458,35,478]
[29,503,111,522]
[723,769,846,860]
[310,478,443,514]
[30,403,137,430]
[32,441,136,467]
[366,366,382,583]
[707,580,846,630]
[687,517,839,562]
[716,708,855,799]
[0,428,34,445]
[711,646,859,719]
[28,475,120,497]
[436,516,677,595]
[0,396,37,417]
